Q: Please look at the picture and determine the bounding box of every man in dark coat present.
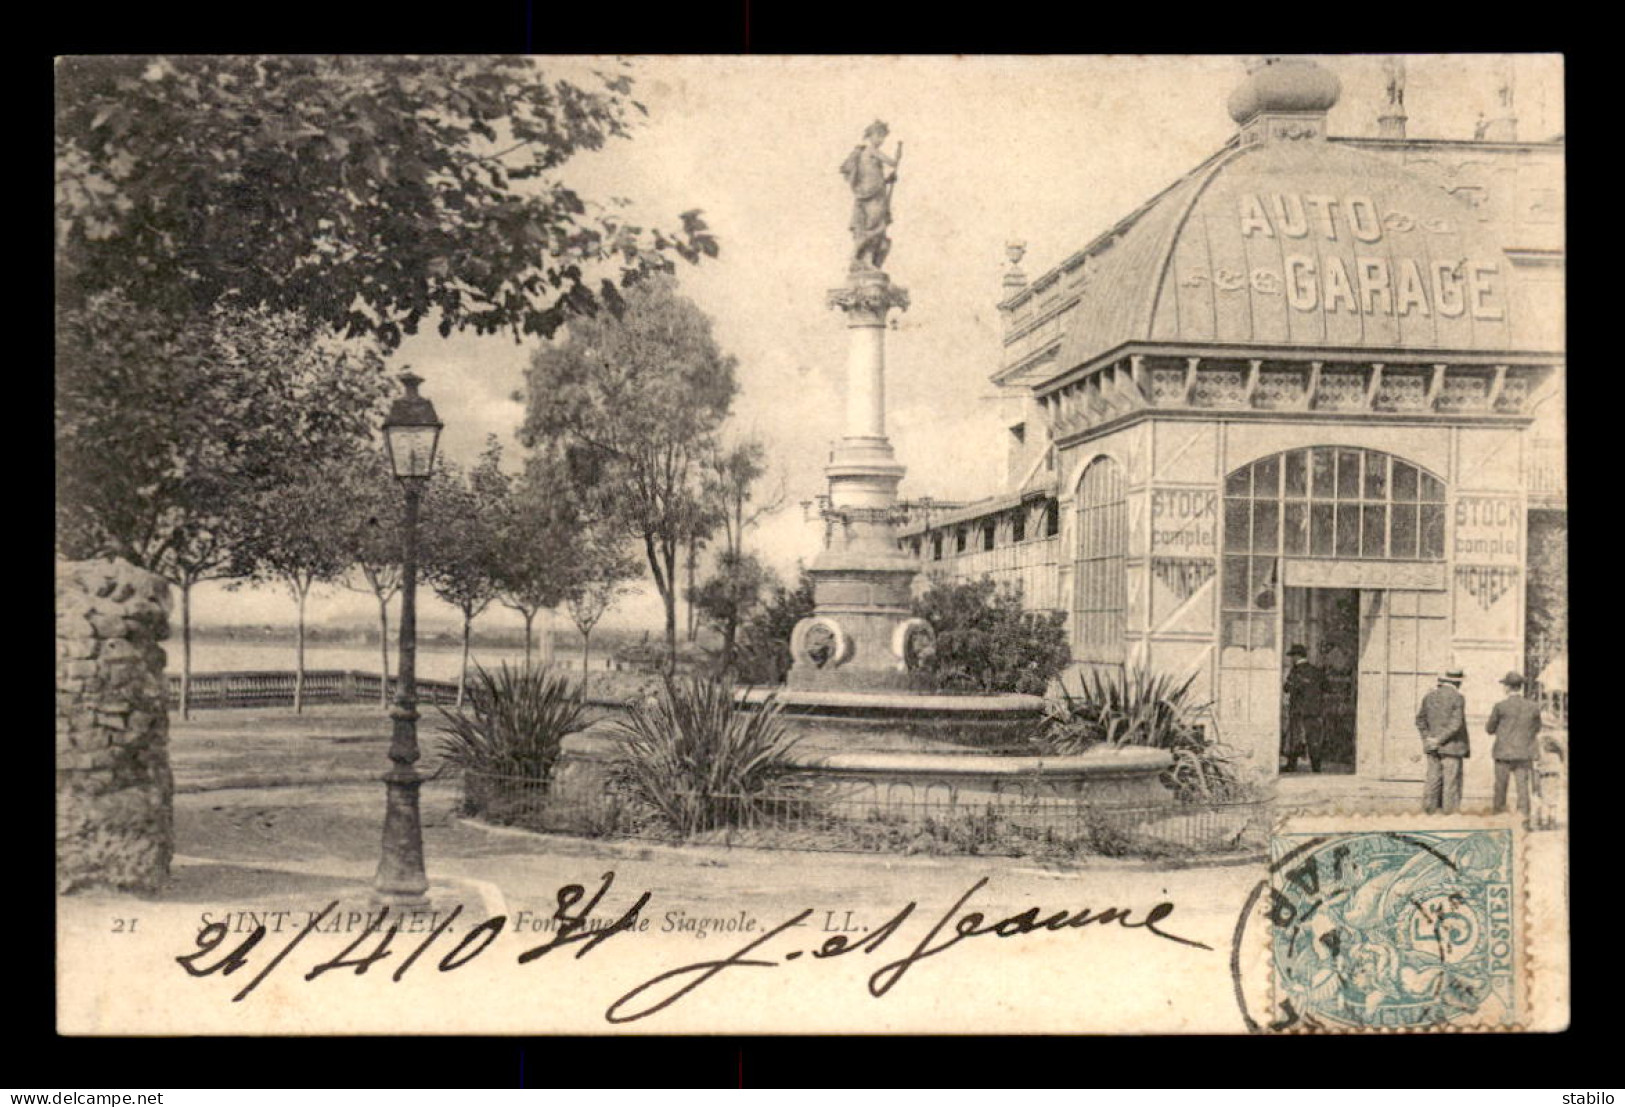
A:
[1282,644,1328,772]
[1487,670,1543,818]
[1417,668,1469,814]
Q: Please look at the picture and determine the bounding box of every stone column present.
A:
[56,559,174,893]
[788,269,934,692]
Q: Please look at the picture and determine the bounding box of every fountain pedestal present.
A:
[788,269,936,693]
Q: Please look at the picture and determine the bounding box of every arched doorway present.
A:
[1074,456,1127,670]
[1220,447,1448,778]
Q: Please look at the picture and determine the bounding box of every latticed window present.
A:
[1222,448,1446,656]
[1074,457,1127,663]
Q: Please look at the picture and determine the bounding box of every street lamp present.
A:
[375,370,443,906]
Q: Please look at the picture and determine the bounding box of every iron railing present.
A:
[166,669,643,713]
[457,769,1270,858]
[167,669,461,709]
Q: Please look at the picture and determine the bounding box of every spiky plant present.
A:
[1043,666,1208,752]
[437,663,590,805]
[609,675,800,836]
[1040,665,1254,802]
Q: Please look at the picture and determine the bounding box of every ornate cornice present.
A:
[827,280,911,316]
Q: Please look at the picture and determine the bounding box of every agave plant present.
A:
[436,663,590,795]
[1042,666,1209,752]
[609,675,800,836]
[1040,666,1262,803]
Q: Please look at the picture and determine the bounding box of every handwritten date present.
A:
[175,872,1211,1023]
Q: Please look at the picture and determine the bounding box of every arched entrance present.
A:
[1220,447,1448,778]
[1074,456,1126,671]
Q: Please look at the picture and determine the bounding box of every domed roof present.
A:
[1054,138,1537,372]
[1227,57,1341,124]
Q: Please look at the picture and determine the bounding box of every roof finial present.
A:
[1378,55,1408,138]
[1476,57,1518,141]
[1002,240,1028,296]
[1227,56,1340,144]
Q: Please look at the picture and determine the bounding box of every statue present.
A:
[1383,55,1406,108]
[841,120,901,272]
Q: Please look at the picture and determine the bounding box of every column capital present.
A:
[827,277,911,318]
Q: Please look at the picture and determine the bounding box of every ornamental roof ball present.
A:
[1227,56,1342,124]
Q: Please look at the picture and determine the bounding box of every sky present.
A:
[188,54,1564,634]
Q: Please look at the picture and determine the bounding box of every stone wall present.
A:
[56,559,174,893]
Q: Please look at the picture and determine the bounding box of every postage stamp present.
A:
[1267,813,1526,1033]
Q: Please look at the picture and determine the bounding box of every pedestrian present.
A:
[1282,644,1327,772]
[1487,670,1543,820]
[1416,668,1469,813]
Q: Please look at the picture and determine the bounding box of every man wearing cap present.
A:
[1282,644,1327,772]
[1487,670,1543,818]
[1416,669,1469,814]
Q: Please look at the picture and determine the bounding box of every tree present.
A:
[519,278,737,669]
[332,448,408,709]
[693,438,785,672]
[488,461,578,668]
[734,568,817,685]
[56,56,717,351]
[423,443,507,706]
[561,531,641,686]
[237,474,354,713]
[689,551,773,675]
[55,291,390,717]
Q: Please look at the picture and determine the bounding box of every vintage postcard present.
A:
[54,53,1567,1035]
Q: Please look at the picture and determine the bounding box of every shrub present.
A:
[1039,665,1255,802]
[608,675,801,835]
[912,577,1069,695]
[436,663,591,805]
[733,569,816,685]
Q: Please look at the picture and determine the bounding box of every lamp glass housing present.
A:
[385,424,441,480]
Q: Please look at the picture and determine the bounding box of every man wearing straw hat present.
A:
[1416,668,1470,814]
[1487,669,1543,819]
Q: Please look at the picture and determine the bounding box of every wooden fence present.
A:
[167,670,462,710]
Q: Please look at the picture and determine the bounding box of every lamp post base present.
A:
[373,770,429,907]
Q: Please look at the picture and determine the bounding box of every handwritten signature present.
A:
[176,872,1212,1024]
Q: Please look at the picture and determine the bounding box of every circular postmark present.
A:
[1232,828,1515,1032]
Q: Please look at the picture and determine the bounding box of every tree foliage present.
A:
[912,577,1070,696]
[56,291,389,716]
[734,568,817,686]
[55,56,717,350]
[56,291,389,571]
[689,551,773,676]
[518,277,738,664]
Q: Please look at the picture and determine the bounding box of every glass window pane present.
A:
[1392,461,1418,502]
[1364,452,1389,500]
[1223,611,1251,649]
[1336,504,1361,556]
[1361,504,1388,558]
[1226,466,1251,496]
[1312,448,1336,498]
[1223,556,1249,609]
[1421,503,1446,558]
[1391,503,1419,558]
[1250,557,1278,610]
[1284,501,1308,554]
[1336,449,1362,498]
[1420,472,1444,502]
[1252,499,1279,553]
[1254,454,1280,499]
[1250,614,1276,650]
[1284,449,1308,497]
[1311,503,1335,555]
[1224,499,1250,552]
